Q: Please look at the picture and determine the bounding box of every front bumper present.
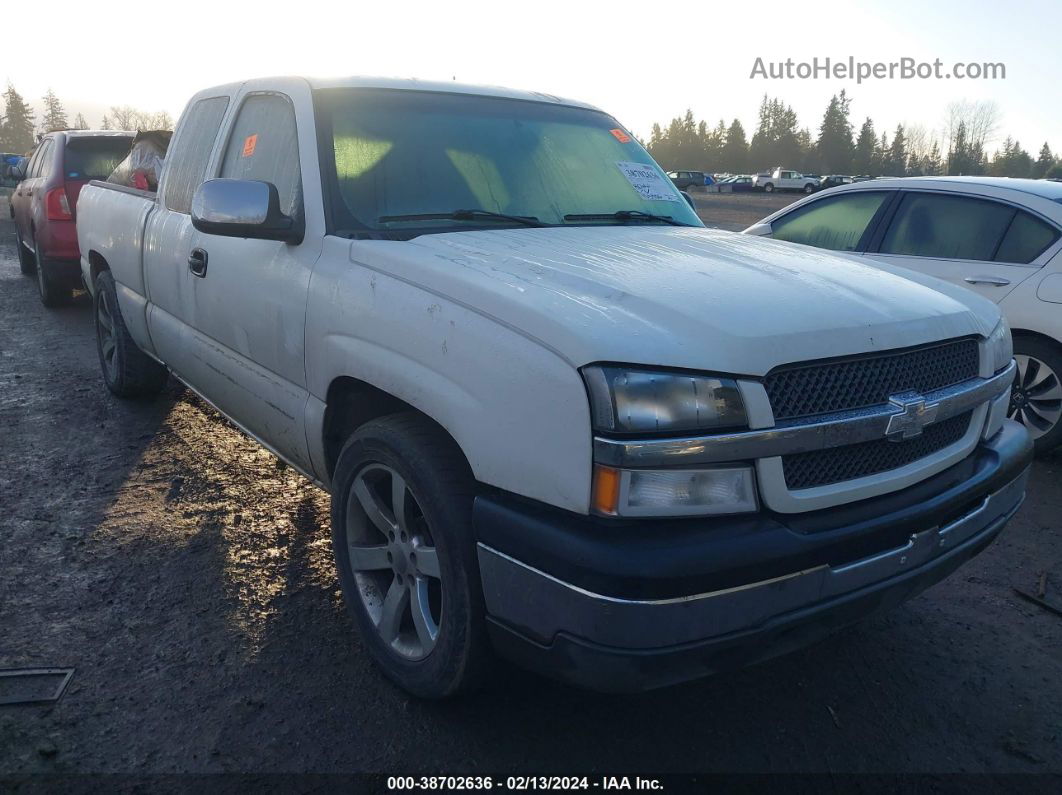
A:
[476,420,1032,692]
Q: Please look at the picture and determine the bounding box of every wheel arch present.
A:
[321,376,472,484]
[88,250,110,286]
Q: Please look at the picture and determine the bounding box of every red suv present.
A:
[11,130,134,306]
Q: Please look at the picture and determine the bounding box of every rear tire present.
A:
[15,229,35,276]
[36,255,72,307]
[1009,336,1062,455]
[764,183,775,193]
[94,270,168,398]
[330,412,489,698]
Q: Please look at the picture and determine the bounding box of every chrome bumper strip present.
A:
[593,360,1016,468]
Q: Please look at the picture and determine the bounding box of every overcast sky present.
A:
[4,0,1058,153]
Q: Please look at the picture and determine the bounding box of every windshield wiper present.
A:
[378,209,545,228]
[563,210,692,227]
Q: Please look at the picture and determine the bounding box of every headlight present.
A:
[582,365,747,434]
[986,318,1013,373]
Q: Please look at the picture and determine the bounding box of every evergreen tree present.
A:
[815,91,854,173]
[73,112,88,130]
[1033,142,1055,178]
[923,141,944,176]
[721,118,748,173]
[885,124,907,176]
[0,84,36,152]
[852,118,877,175]
[40,89,68,132]
[100,115,112,130]
[872,131,889,175]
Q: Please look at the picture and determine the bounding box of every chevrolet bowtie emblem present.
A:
[885,392,940,441]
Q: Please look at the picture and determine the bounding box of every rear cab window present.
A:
[162,96,230,212]
[771,191,890,251]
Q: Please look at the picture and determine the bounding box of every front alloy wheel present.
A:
[330,413,488,697]
[345,463,442,660]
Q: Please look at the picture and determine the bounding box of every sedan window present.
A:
[995,211,1060,264]
[880,193,1014,262]
[771,191,889,251]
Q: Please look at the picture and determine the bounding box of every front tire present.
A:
[803,183,816,194]
[1009,336,1062,454]
[94,270,168,398]
[330,413,489,698]
[764,182,775,193]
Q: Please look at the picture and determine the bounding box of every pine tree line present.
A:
[647,92,1062,180]
[0,83,173,153]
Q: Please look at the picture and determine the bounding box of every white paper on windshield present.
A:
[616,161,680,202]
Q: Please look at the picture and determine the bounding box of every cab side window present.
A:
[879,193,1014,262]
[219,94,302,218]
[163,96,230,214]
[771,191,889,251]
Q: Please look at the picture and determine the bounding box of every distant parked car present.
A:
[724,175,755,192]
[819,175,854,190]
[751,167,819,194]
[744,176,1062,451]
[667,170,707,190]
[10,130,134,305]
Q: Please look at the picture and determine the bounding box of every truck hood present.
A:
[349,226,1000,375]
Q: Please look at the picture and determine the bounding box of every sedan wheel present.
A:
[345,463,443,660]
[1009,354,1062,442]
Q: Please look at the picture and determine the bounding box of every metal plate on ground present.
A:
[0,668,75,705]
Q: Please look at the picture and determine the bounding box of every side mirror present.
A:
[744,222,773,237]
[681,191,696,209]
[191,178,302,243]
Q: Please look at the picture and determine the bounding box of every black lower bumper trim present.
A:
[487,504,1014,693]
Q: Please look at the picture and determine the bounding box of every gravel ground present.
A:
[1,193,1060,785]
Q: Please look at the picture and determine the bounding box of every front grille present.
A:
[764,338,980,421]
[782,411,972,490]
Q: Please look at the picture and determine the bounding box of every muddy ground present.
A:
[1,192,1061,785]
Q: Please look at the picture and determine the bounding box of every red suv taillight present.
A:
[45,188,72,221]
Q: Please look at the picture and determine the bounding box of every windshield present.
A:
[64,137,133,181]
[315,88,702,236]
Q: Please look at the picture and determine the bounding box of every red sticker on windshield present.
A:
[242,134,258,157]
[610,128,632,143]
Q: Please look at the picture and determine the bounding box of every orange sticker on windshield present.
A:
[610,128,632,143]
[242,134,258,157]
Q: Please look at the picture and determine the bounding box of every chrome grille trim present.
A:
[592,360,1015,469]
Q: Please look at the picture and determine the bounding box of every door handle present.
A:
[188,248,208,278]
[964,275,1010,286]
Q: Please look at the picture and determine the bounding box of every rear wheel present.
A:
[764,182,775,193]
[331,413,489,698]
[1009,336,1062,454]
[94,270,168,398]
[15,229,35,276]
[36,255,72,307]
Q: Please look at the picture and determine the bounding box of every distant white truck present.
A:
[753,167,819,194]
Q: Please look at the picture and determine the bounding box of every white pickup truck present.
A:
[76,76,1031,697]
[753,167,820,194]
